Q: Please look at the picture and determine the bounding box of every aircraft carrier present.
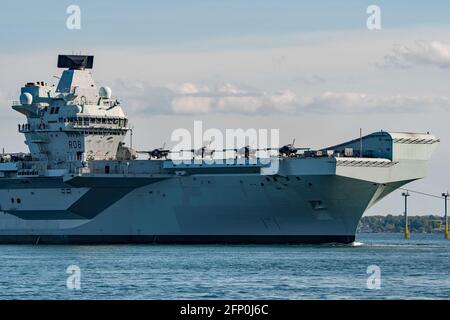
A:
[0,54,440,244]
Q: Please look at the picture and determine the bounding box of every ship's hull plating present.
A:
[0,170,407,244]
[0,235,356,244]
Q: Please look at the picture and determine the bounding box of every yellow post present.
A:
[402,191,410,239]
[443,192,449,240]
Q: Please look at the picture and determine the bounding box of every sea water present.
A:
[0,233,448,299]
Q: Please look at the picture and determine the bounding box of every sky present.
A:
[1,1,450,216]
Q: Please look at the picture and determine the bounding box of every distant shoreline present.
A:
[357,231,442,234]
[357,215,446,234]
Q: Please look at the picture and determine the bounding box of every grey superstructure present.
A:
[0,55,440,244]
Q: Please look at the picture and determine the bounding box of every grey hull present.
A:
[0,234,356,245]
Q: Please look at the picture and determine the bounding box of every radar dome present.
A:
[20,92,33,105]
[99,86,112,99]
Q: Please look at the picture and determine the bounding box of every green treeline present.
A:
[357,215,446,233]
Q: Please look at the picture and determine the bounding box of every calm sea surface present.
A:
[0,233,449,299]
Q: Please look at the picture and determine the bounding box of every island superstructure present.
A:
[0,54,440,244]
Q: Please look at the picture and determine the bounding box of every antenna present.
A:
[359,128,363,158]
[129,125,134,149]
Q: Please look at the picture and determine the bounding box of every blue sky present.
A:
[1,1,450,52]
[1,1,450,216]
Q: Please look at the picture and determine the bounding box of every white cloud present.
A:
[269,90,299,113]
[217,83,249,95]
[380,40,450,69]
[307,92,369,113]
[306,92,450,114]
[171,96,212,114]
[216,96,263,113]
[109,79,174,114]
[174,83,209,95]
[111,80,450,115]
